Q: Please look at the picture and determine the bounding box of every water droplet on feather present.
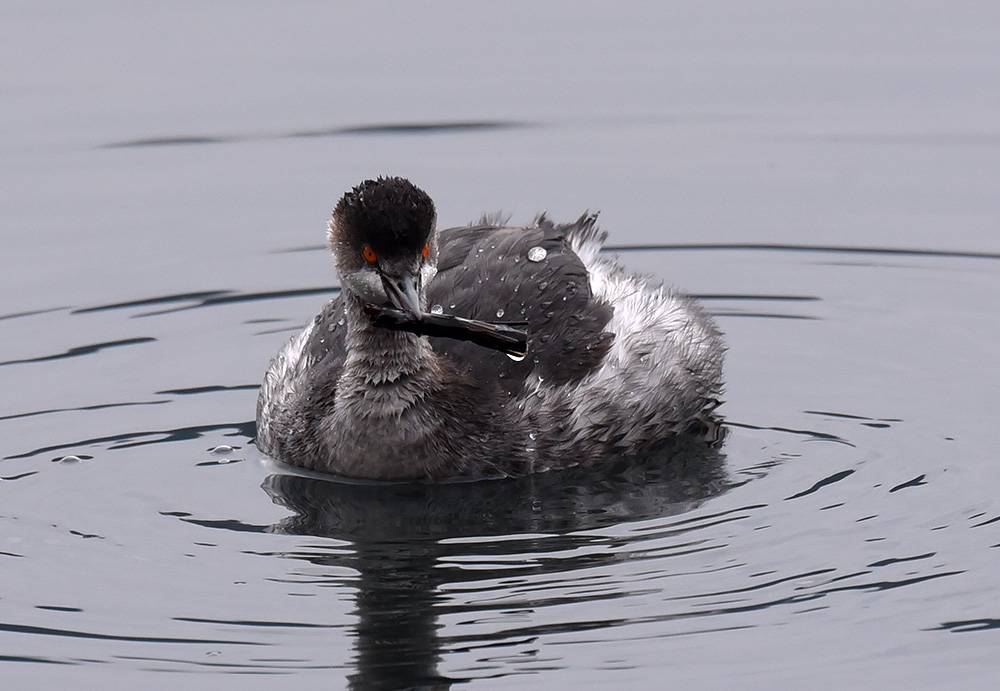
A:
[527,246,547,262]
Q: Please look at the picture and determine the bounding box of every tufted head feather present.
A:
[330,177,436,262]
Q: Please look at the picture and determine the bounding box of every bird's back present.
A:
[425,215,615,396]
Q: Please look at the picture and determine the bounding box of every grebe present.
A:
[257,177,724,479]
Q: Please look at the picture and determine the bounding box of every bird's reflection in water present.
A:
[263,429,729,690]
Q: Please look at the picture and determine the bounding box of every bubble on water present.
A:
[430,304,444,315]
[527,246,547,262]
[53,455,90,464]
[495,308,504,318]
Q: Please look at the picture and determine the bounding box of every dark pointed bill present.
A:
[380,273,423,316]
[363,304,528,359]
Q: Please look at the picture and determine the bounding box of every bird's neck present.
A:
[339,291,439,399]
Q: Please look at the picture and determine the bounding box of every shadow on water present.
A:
[71,287,338,317]
[4,421,257,461]
[0,337,157,367]
[603,241,1000,262]
[257,434,730,690]
[101,120,532,149]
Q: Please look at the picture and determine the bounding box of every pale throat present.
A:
[339,290,438,388]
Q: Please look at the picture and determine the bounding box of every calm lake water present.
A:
[3,2,1000,689]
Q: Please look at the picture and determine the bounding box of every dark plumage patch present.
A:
[428,216,614,391]
[304,216,614,418]
[335,177,436,259]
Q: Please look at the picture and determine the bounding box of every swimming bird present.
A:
[256,177,724,479]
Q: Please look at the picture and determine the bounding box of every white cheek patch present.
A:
[343,269,389,305]
[420,263,438,289]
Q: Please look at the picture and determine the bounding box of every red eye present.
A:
[422,243,430,259]
[362,246,378,264]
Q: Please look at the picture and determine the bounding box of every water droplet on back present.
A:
[527,246,547,262]
[430,304,444,315]
[496,308,505,318]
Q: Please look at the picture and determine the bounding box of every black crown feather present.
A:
[336,177,436,258]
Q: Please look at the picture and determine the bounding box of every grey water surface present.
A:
[3,2,1000,689]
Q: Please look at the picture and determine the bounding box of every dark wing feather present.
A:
[429,217,613,393]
